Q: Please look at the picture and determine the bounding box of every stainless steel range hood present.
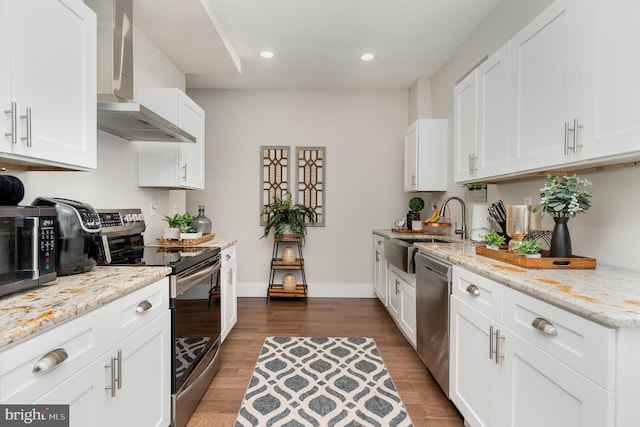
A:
[86,0,195,143]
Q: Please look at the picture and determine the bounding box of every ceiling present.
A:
[133,0,501,90]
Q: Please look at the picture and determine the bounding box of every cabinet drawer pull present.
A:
[466,284,480,296]
[135,300,153,314]
[225,254,232,261]
[531,317,558,336]
[33,348,68,373]
[4,102,17,144]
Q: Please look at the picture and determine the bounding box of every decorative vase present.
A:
[524,253,542,258]
[282,246,296,263]
[192,205,212,234]
[550,217,572,258]
[283,274,297,291]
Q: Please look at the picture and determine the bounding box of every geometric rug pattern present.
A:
[234,337,414,426]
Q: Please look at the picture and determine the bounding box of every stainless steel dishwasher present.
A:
[415,250,452,398]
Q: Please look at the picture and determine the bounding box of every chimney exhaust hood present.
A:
[86,0,195,143]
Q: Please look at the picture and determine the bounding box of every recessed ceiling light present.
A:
[360,53,376,62]
[260,51,275,59]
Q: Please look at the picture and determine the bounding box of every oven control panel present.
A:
[97,209,146,237]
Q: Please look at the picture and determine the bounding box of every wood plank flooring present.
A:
[186,297,464,427]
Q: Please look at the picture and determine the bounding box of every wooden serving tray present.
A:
[156,233,215,246]
[475,246,596,269]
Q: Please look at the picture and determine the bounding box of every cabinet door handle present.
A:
[531,317,558,336]
[105,350,123,397]
[4,102,17,144]
[395,279,400,295]
[375,250,381,262]
[564,121,570,155]
[466,284,480,296]
[468,153,473,173]
[33,348,68,373]
[20,107,32,147]
[182,163,188,180]
[489,325,496,360]
[495,328,504,364]
[571,118,583,153]
[135,300,153,314]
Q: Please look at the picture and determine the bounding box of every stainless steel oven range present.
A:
[97,209,221,427]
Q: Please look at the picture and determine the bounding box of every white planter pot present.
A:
[163,227,180,239]
[486,245,500,250]
[524,253,542,258]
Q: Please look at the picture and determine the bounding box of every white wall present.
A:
[5,26,186,243]
[186,89,408,297]
[431,0,640,271]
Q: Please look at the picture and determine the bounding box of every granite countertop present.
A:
[373,229,464,243]
[409,239,640,328]
[0,238,239,350]
[0,266,171,349]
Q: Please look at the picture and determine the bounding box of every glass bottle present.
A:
[192,205,212,234]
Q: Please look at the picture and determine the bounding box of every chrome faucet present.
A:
[441,196,467,241]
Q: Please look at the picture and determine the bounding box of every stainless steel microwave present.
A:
[0,206,57,297]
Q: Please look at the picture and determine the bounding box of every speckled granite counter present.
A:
[0,266,171,349]
[411,240,640,328]
[373,229,464,243]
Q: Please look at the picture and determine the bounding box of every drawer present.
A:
[0,306,110,403]
[452,266,503,322]
[107,278,169,341]
[502,286,616,390]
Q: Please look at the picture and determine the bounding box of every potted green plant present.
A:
[482,231,506,250]
[163,212,198,239]
[540,174,592,257]
[260,191,316,245]
[513,239,543,258]
[407,197,425,230]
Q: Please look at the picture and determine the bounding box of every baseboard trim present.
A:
[238,281,376,298]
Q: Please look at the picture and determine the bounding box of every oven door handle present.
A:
[174,262,220,296]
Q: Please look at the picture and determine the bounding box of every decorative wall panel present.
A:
[260,146,290,225]
[296,147,325,226]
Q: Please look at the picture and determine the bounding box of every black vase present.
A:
[550,217,572,258]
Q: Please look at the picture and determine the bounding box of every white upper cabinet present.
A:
[508,0,582,173]
[577,0,640,161]
[1,0,97,170]
[136,88,205,190]
[454,44,510,183]
[404,119,447,192]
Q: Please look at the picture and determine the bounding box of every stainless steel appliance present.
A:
[0,205,57,297]
[415,251,452,398]
[97,209,221,427]
[32,197,102,276]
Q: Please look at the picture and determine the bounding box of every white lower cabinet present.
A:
[221,244,238,342]
[387,267,416,347]
[450,266,615,427]
[372,235,387,306]
[0,278,171,427]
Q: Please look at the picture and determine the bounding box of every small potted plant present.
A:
[260,191,316,245]
[513,239,543,258]
[540,174,592,258]
[163,212,200,239]
[407,197,425,230]
[482,231,506,250]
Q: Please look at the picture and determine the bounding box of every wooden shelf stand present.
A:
[267,234,308,304]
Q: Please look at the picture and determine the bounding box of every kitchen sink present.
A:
[384,237,450,274]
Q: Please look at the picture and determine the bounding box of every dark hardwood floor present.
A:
[186,297,464,427]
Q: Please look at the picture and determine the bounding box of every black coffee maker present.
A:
[32,197,102,276]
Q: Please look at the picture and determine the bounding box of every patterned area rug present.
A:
[234,337,413,426]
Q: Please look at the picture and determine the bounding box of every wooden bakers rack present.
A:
[267,234,308,304]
